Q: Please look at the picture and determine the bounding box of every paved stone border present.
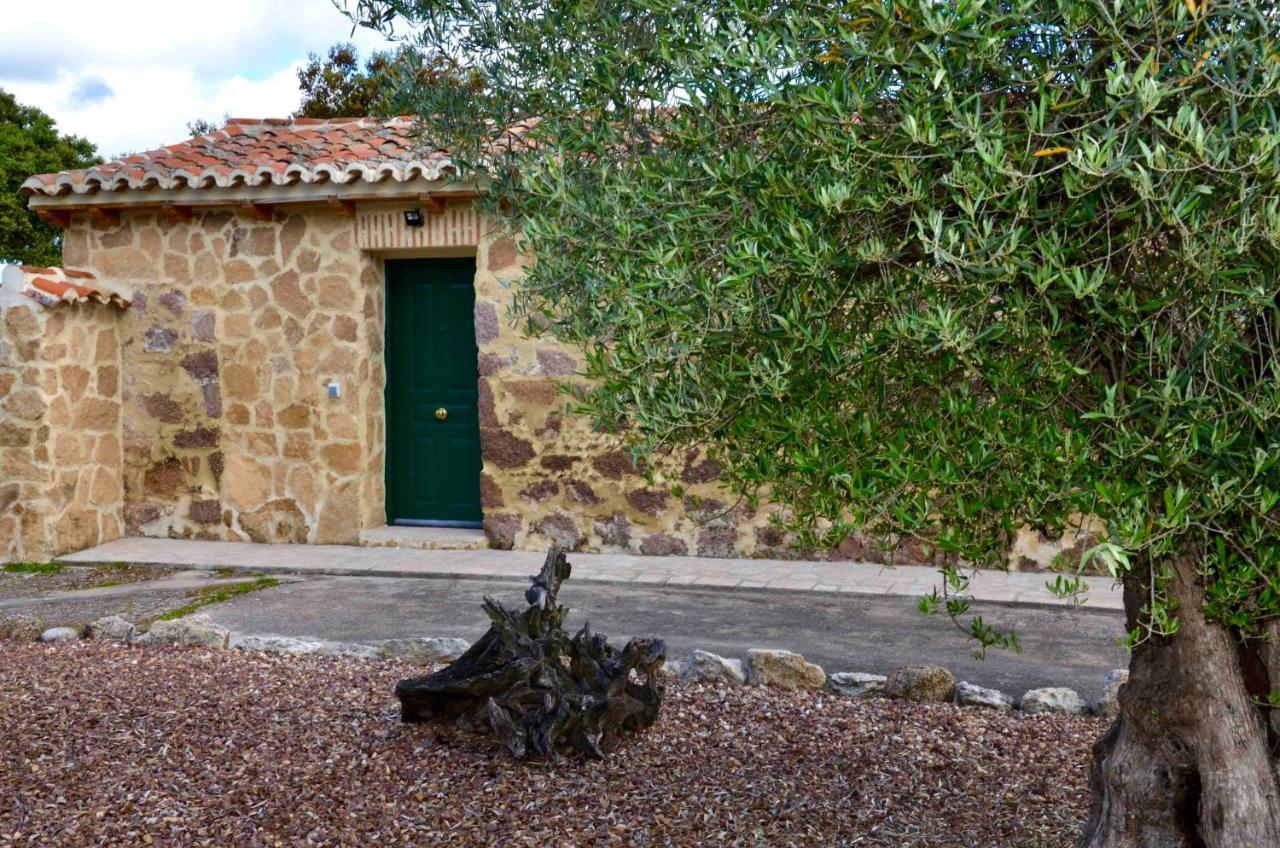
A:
[60,537,1124,611]
[672,649,1124,716]
[49,616,1128,718]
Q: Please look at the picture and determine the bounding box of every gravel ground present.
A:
[0,567,261,641]
[0,565,173,601]
[0,592,206,642]
[0,642,1104,847]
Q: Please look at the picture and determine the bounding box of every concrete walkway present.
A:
[61,537,1122,610]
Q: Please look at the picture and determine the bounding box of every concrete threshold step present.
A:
[357,525,488,551]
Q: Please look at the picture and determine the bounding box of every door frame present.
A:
[382,254,484,528]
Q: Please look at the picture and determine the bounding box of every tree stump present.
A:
[394,547,667,760]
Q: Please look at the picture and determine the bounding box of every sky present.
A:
[2,0,401,159]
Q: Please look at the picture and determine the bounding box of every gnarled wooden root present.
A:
[395,547,666,760]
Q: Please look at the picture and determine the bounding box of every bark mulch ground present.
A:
[0,642,1105,847]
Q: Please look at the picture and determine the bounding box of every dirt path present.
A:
[0,565,284,640]
[0,563,173,600]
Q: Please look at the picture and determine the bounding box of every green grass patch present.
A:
[3,562,63,575]
[86,563,167,589]
[154,576,280,622]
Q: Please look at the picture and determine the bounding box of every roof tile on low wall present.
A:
[0,265,131,309]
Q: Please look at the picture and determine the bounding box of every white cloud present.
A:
[1,0,400,157]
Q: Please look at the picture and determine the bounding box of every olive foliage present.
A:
[353,0,1280,648]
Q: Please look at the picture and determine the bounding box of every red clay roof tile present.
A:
[20,116,485,198]
[1,266,130,309]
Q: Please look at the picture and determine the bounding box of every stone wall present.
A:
[472,230,1088,568]
[49,200,824,559]
[62,208,383,546]
[34,198,1080,569]
[0,296,123,562]
[473,234,839,560]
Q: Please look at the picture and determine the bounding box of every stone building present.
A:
[1,116,1081,568]
[0,118,794,562]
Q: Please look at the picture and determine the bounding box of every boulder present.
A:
[1094,669,1129,717]
[87,615,136,643]
[956,681,1013,710]
[137,614,230,649]
[380,637,471,664]
[38,626,80,643]
[681,650,745,685]
[233,635,323,654]
[1021,687,1086,715]
[745,649,826,690]
[660,658,687,678]
[884,665,956,702]
[827,672,887,698]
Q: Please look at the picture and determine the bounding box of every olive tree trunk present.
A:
[1081,556,1280,847]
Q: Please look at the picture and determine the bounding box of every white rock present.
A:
[1095,669,1129,716]
[827,672,887,697]
[87,616,136,643]
[38,626,80,643]
[380,637,471,664]
[661,659,687,678]
[139,614,230,649]
[1021,687,1086,715]
[233,635,323,654]
[681,650,745,685]
[956,681,1014,710]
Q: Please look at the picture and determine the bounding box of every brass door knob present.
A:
[435,407,449,421]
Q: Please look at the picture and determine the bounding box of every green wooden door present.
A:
[385,258,483,526]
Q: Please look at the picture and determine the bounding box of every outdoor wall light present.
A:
[404,208,425,228]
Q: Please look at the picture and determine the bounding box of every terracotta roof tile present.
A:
[1,265,130,309]
[19,116,479,198]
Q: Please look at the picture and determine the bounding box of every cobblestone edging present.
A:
[48,617,1128,718]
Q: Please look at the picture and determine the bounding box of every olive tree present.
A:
[349,0,1280,842]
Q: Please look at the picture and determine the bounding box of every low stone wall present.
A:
[0,295,124,561]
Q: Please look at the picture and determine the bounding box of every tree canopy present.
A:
[355,1,1280,839]
[295,41,478,119]
[0,89,99,266]
[360,0,1279,645]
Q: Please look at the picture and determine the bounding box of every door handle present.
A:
[435,407,449,421]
